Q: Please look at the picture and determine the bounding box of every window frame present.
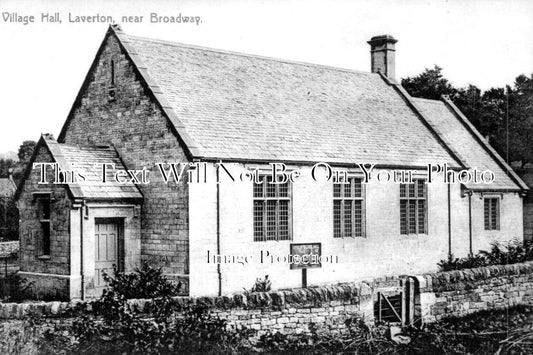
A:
[110,59,116,87]
[108,58,117,102]
[333,177,366,238]
[399,179,428,235]
[37,197,52,257]
[253,175,293,242]
[484,196,500,231]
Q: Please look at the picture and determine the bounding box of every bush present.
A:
[439,239,533,271]
[36,262,252,354]
[0,319,41,354]
[102,262,182,299]
[481,239,533,265]
[0,198,19,241]
[30,305,533,355]
[244,275,271,294]
[254,318,397,354]
[0,274,34,302]
[438,254,487,271]
[56,302,253,355]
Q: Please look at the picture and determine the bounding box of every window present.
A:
[108,59,117,102]
[253,175,291,241]
[110,59,116,86]
[38,198,51,256]
[400,180,427,235]
[333,178,365,238]
[484,197,500,230]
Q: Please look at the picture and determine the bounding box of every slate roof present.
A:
[0,178,16,198]
[43,136,143,200]
[117,30,463,168]
[55,25,525,193]
[414,97,526,191]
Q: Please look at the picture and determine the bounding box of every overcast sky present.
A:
[0,0,532,153]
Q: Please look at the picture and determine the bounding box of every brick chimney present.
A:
[367,35,398,80]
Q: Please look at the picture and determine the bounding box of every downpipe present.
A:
[216,162,222,296]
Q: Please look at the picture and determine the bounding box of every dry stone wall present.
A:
[416,261,533,323]
[0,242,19,275]
[2,262,533,335]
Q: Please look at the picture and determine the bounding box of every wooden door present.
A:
[94,221,119,294]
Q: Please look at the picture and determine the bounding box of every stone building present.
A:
[15,25,528,299]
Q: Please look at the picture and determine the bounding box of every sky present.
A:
[0,0,532,154]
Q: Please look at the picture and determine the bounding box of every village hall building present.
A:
[15,25,527,299]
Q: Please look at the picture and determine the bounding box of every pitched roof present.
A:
[0,178,16,198]
[414,97,527,191]
[114,28,463,168]
[17,135,143,201]
[57,25,525,192]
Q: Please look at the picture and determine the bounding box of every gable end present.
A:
[57,25,199,160]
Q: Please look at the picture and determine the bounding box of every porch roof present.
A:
[43,135,143,200]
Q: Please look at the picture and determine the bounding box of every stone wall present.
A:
[175,283,373,334]
[0,258,18,276]
[17,146,72,277]
[59,32,190,285]
[16,145,73,300]
[3,263,533,335]
[416,261,533,323]
[0,282,375,336]
[0,241,19,276]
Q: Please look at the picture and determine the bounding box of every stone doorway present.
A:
[94,218,123,296]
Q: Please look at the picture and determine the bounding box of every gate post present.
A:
[401,276,418,326]
[408,277,415,325]
[401,279,406,326]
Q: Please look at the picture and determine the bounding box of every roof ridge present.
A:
[125,33,376,78]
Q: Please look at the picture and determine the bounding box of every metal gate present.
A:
[375,277,417,326]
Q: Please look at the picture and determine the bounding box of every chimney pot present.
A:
[367,35,398,80]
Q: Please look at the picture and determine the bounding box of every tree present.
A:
[0,159,16,178]
[401,65,457,100]
[508,75,533,163]
[0,198,19,241]
[17,140,36,162]
[402,68,533,165]
[454,84,483,128]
